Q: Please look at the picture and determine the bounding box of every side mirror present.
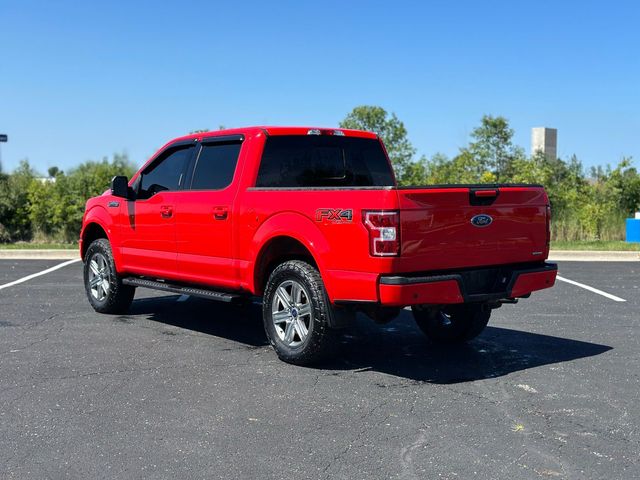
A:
[111,176,130,199]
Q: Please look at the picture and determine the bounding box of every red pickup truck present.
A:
[80,127,557,365]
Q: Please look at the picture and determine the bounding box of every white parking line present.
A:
[0,258,81,291]
[556,275,626,302]
[177,294,190,302]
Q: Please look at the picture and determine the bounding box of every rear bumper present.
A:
[377,262,557,307]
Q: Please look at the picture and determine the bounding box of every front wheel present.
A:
[262,260,335,365]
[412,303,490,344]
[83,238,135,314]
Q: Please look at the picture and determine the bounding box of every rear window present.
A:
[255,135,395,188]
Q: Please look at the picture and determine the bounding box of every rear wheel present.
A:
[83,238,135,314]
[262,260,335,365]
[412,303,490,344]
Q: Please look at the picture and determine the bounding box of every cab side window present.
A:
[138,146,193,200]
[189,141,242,190]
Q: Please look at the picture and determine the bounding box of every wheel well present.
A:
[81,223,108,260]
[254,236,318,295]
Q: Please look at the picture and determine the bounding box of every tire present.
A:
[83,238,135,314]
[412,303,490,344]
[262,260,335,365]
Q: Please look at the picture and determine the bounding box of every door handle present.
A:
[213,206,228,220]
[160,205,173,218]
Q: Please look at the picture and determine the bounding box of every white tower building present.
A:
[531,127,557,161]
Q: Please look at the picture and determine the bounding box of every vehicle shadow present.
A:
[334,315,613,384]
[122,295,268,348]
[121,295,612,384]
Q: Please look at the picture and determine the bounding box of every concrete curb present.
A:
[548,250,640,262]
[1,249,638,262]
[0,249,79,260]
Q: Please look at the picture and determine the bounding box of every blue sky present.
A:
[1,0,638,173]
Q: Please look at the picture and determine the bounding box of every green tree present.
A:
[606,157,640,215]
[58,153,136,241]
[0,159,36,241]
[467,115,524,179]
[0,173,10,241]
[425,151,480,184]
[340,105,419,184]
[27,153,136,242]
[422,115,524,184]
[27,178,57,239]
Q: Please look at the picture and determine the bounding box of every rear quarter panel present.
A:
[237,188,399,299]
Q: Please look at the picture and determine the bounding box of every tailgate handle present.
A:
[473,189,498,197]
[469,188,499,206]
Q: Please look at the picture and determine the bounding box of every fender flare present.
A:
[80,205,122,268]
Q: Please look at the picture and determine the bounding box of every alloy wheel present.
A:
[271,279,313,347]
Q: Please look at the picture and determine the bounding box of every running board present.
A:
[122,277,243,303]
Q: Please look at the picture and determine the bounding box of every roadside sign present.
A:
[0,134,7,142]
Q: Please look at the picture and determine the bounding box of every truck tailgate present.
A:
[396,185,549,272]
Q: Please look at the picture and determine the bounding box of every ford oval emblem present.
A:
[471,214,493,227]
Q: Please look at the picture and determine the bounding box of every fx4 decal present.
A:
[315,208,353,223]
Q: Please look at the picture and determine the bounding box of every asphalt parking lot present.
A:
[1,260,639,479]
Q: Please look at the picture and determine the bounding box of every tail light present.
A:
[363,211,400,256]
[545,204,551,247]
